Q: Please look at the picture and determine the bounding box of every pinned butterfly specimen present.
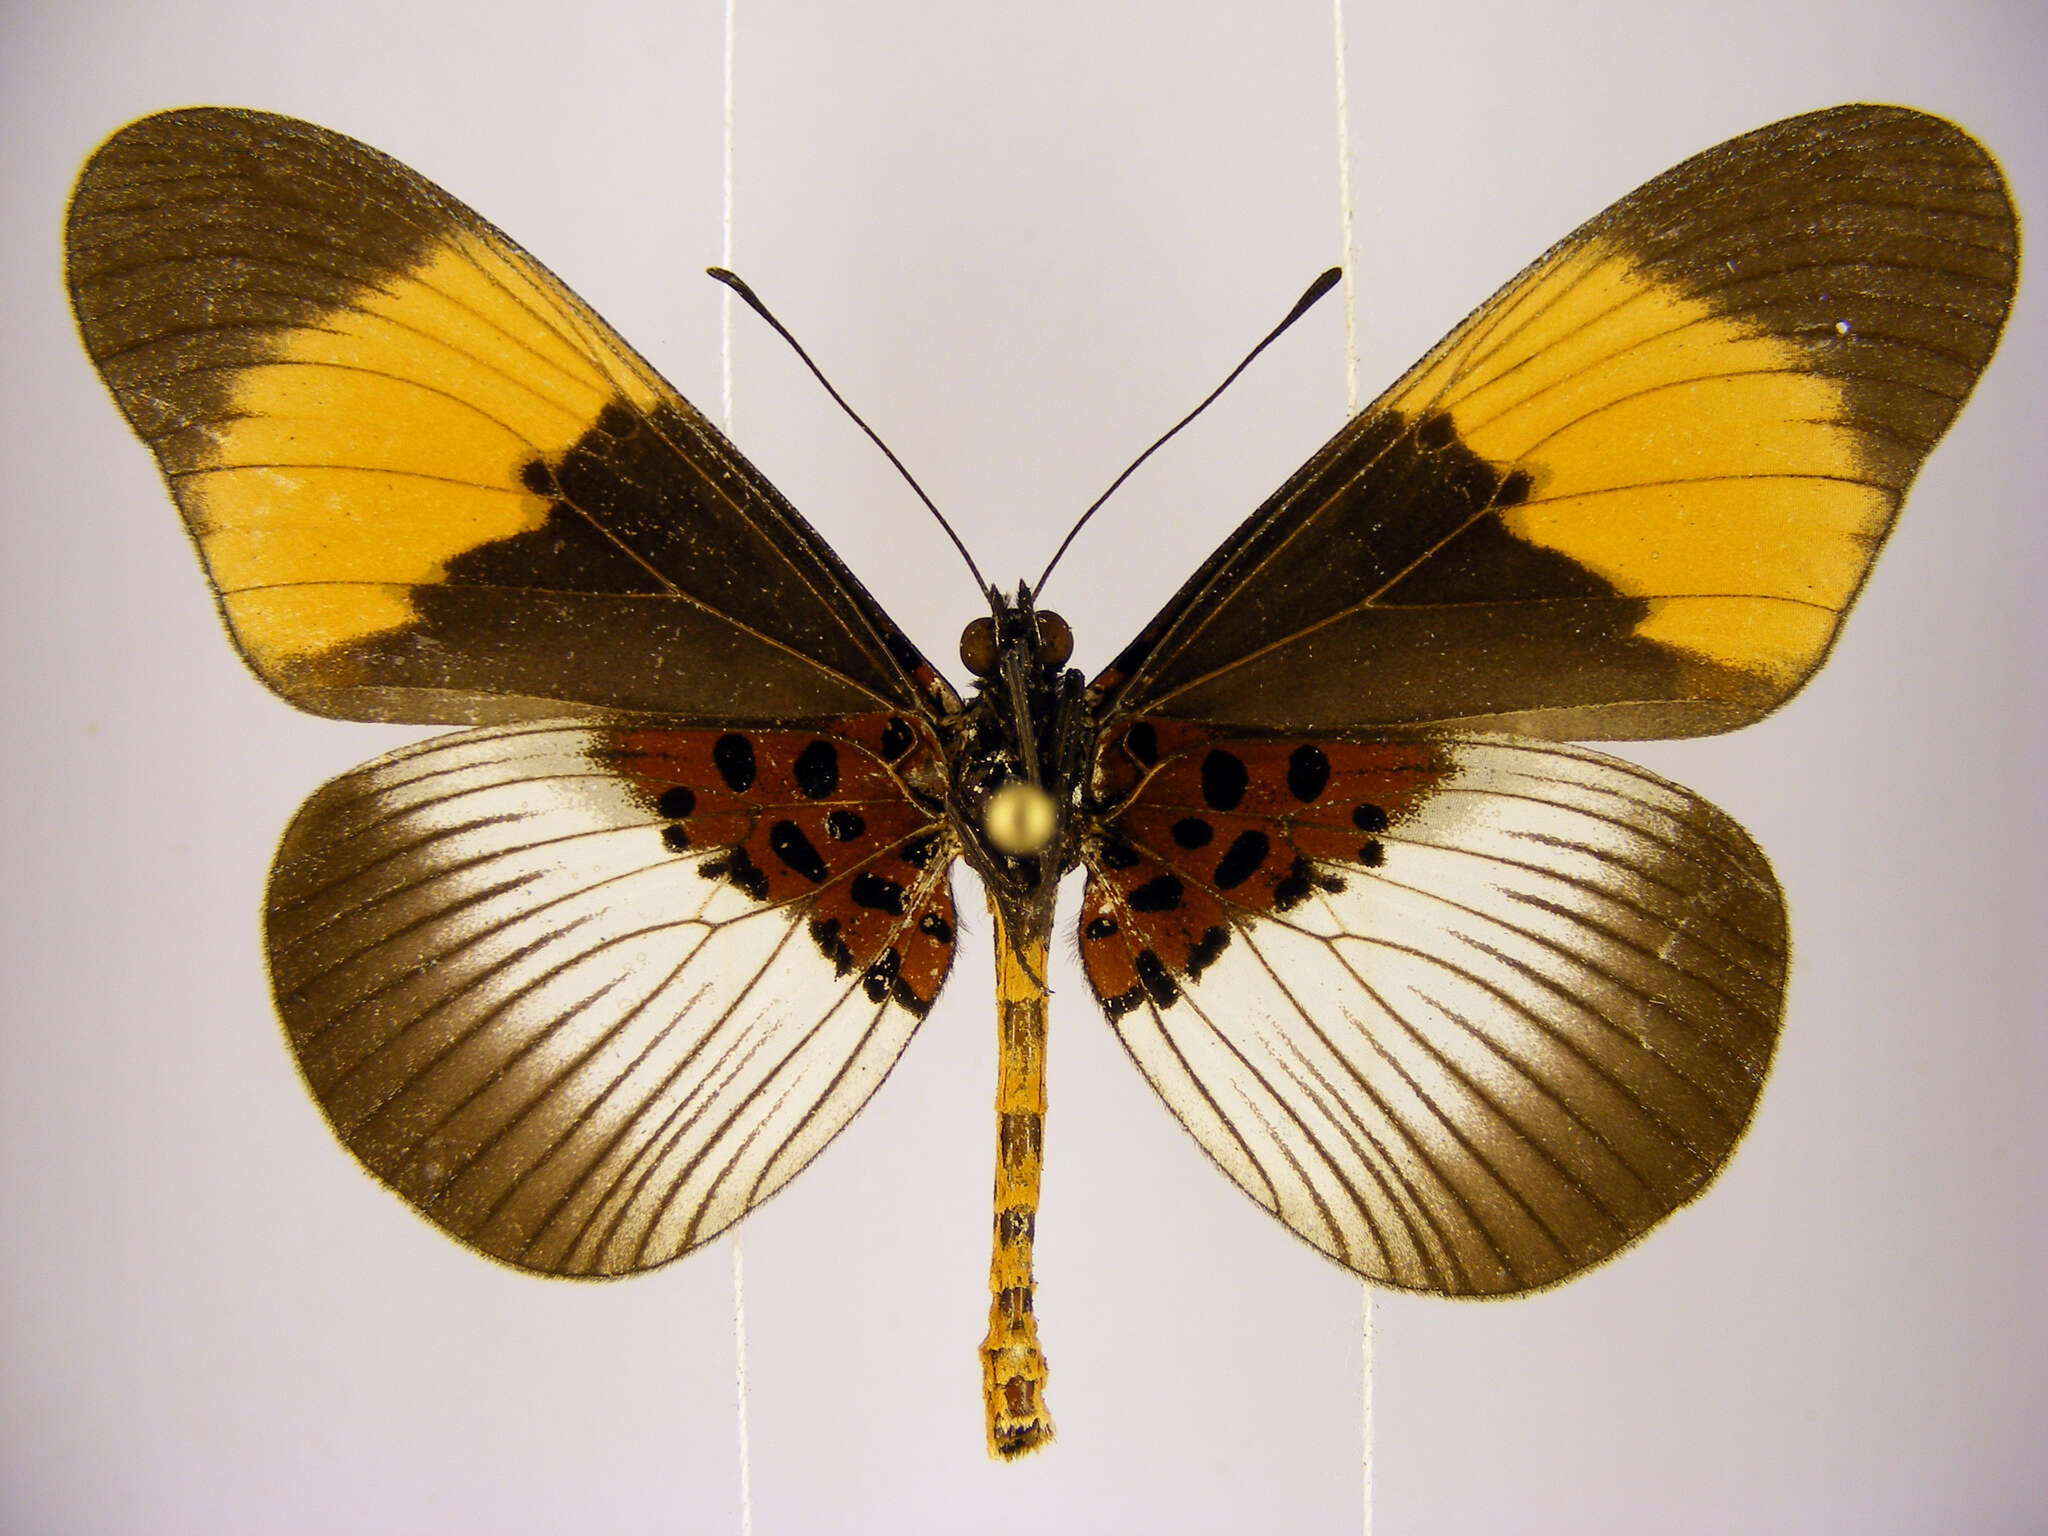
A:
[65,105,2015,1459]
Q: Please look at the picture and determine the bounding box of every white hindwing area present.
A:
[1085,738,1787,1295]
[266,721,955,1275]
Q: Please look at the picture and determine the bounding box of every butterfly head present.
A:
[946,585,1089,934]
[958,601,1072,682]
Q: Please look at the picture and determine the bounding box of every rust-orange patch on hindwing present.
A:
[1083,723,1448,1017]
[592,712,957,1015]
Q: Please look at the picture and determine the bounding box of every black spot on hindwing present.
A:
[851,872,906,915]
[1272,855,1344,913]
[703,845,769,902]
[1200,749,1248,810]
[1101,985,1144,1020]
[1185,924,1229,980]
[862,945,901,1003]
[1127,875,1184,912]
[1286,744,1330,802]
[1213,830,1270,891]
[1097,838,1141,870]
[1134,949,1179,1008]
[810,916,854,974]
[793,740,839,798]
[712,734,756,792]
[768,820,828,883]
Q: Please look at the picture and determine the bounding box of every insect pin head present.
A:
[982,780,1058,856]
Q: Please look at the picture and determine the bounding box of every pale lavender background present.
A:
[3,2,2043,1531]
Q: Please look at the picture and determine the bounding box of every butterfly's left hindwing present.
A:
[1082,727,1785,1294]
[65,108,950,727]
[266,718,957,1274]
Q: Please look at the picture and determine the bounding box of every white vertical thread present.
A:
[1330,0,1361,418]
[720,0,737,431]
[1358,1285,1374,1536]
[721,5,754,1536]
[1329,16,1372,1534]
[731,1238,753,1536]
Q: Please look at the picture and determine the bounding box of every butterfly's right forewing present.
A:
[1096,106,2017,741]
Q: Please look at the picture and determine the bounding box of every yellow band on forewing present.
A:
[1398,238,1875,684]
[182,236,666,671]
[197,364,548,480]
[1632,596,1840,684]
[1506,477,1889,598]
[222,585,419,660]
[1511,375,1856,491]
[196,471,542,588]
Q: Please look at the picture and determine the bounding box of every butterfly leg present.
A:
[981,898,1055,1458]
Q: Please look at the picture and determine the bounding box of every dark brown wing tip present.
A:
[65,105,464,433]
[65,106,464,283]
[1613,103,2019,314]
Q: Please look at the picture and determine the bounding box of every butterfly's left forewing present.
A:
[1081,726,1784,1293]
[65,108,952,727]
[266,714,957,1273]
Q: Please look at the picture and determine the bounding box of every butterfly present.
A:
[65,104,2015,1459]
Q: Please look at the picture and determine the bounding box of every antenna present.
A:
[708,267,989,593]
[1032,267,1342,600]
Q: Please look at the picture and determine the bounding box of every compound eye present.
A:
[959,616,999,676]
[1036,610,1073,667]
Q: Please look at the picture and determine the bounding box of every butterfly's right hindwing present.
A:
[65,108,949,727]
[265,719,957,1274]
[1080,728,1785,1294]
